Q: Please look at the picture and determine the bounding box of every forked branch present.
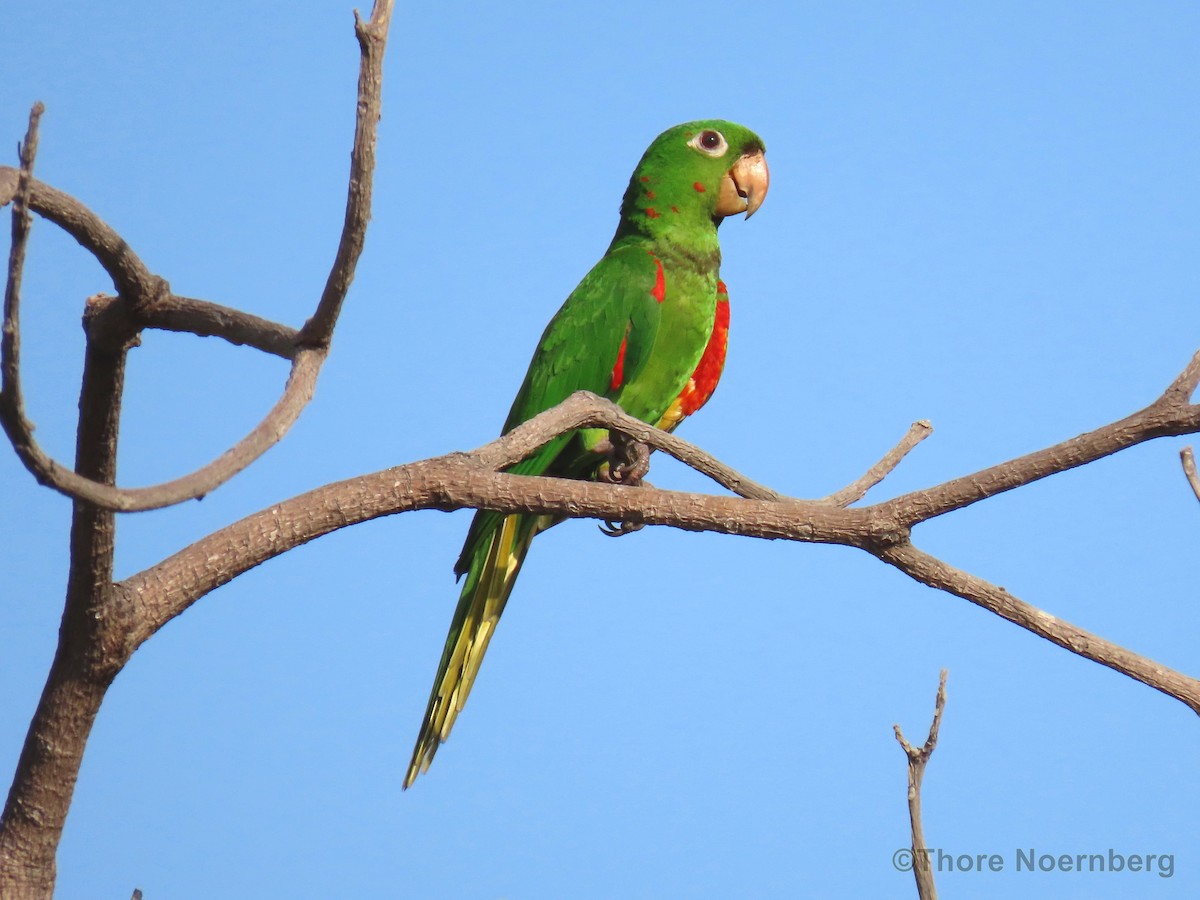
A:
[894,670,948,900]
[0,0,393,513]
[0,6,397,896]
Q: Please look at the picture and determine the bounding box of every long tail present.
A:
[403,513,537,788]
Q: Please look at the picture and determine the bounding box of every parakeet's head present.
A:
[617,120,769,237]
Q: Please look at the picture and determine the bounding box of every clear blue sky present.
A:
[3,2,1199,897]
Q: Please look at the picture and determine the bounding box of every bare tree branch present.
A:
[1181,446,1200,503]
[1,103,44,453]
[296,5,391,348]
[0,174,298,359]
[1163,351,1200,405]
[0,3,397,895]
[894,670,948,900]
[110,363,1200,727]
[0,165,157,302]
[0,101,136,899]
[136,293,298,358]
[821,419,932,507]
[0,0,394,513]
[885,351,1200,526]
[114,454,879,650]
[875,541,1200,713]
[480,391,782,500]
[0,302,321,511]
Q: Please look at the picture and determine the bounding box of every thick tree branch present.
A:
[0,101,137,898]
[111,347,1200,716]
[116,459,883,649]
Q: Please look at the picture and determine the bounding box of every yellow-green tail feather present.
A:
[403,514,536,788]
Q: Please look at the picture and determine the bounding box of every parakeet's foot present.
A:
[595,430,652,536]
[596,430,652,486]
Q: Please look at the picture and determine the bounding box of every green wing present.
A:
[453,244,662,576]
[504,246,660,443]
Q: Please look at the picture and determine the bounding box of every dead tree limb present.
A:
[0,3,395,897]
[894,670,948,900]
[0,2,388,513]
[1182,446,1200,503]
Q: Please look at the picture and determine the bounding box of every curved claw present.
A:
[599,519,646,538]
[599,433,651,486]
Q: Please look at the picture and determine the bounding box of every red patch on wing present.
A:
[640,176,650,183]
[675,291,730,417]
[671,205,679,214]
[645,207,660,218]
[648,255,665,303]
[645,190,656,200]
[610,334,628,391]
[693,182,706,193]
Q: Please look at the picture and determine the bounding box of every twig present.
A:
[821,420,932,507]
[0,103,47,480]
[1181,446,1200,504]
[893,670,947,900]
[1,104,45,464]
[297,3,392,347]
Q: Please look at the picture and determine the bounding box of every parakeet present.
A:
[404,120,769,788]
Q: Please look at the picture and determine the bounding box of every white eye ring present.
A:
[688,129,727,157]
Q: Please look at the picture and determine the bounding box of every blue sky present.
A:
[3,1,1199,897]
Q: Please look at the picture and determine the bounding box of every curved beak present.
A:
[715,149,769,219]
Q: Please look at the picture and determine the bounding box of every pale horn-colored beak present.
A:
[715,149,769,219]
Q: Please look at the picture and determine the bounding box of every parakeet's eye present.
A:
[688,129,727,157]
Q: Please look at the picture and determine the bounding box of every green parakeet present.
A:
[404,120,769,787]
